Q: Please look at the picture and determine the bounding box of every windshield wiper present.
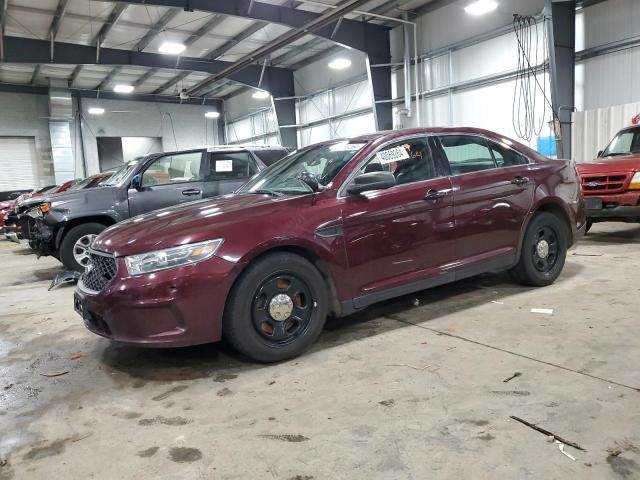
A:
[250,189,284,197]
[605,152,631,157]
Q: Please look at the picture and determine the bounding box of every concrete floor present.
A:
[0,223,639,480]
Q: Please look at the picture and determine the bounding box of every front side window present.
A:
[207,152,256,181]
[141,151,203,187]
[238,141,366,195]
[487,141,529,167]
[359,137,439,185]
[603,129,640,157]
[439,135,496,175]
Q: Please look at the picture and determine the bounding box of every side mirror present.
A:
[130,174,143,191]
[597,150,604,158]
[347,171,396,195]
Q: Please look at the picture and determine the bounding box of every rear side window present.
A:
[360,137,440,185]
[207,152,257,181]
[439,135,496,175]
[252,149,288,166]
[487,140,529,167]
[141,151,203,187]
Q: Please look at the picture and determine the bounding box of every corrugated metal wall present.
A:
[572,0,640,161]
[296,79,375,147]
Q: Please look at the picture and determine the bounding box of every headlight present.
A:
[25,204,50,219]
[124,239,223,276]
[629,172,640,190]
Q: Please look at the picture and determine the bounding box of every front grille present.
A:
[79,252,117,293]
[580,173,630,194]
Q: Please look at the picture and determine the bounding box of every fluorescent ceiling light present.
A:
[464,0,498,15]
[113,84,134,94]
[252,90,271,100]
[158,42,186,55]
[205,111,220,119]
[328,58,352,70]
[88,107,105,115]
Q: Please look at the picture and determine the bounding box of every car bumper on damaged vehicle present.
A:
[74,252,240,347]
[585,194,640,221]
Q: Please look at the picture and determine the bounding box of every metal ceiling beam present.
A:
[135,8,181,52]
[3,35,294,94]
[186,0,374,96]
[96,66,123,90]
[270,37,326,66]
[49,0,70,41]
[30,65,41,85]
[0,0,8,61]
[97,8,181,91]
[110,0,389,54]
[204,21,268,60]
[289,44,343,70]
[71,3,127,87]
[140,14,227,96]
[133,68,159,87]
[153,70,190,94]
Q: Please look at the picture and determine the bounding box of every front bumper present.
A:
[74,254,240,347]
[585,194,640,221]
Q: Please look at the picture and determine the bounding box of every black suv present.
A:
[26,145,289,271]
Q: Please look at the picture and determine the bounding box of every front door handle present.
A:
[182,188,201,196]
[511,176,530,185]
[424,189,449,200]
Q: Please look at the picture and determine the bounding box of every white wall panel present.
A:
[572,102,640,163]
[331,113,375,139]
[581,0,640,49]
[298,124,331,148]
[298,92,330,124]
[334,81,371,116]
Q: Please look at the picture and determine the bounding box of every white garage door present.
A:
[0,137,38,190]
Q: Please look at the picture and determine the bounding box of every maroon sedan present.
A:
[75,128,586,362]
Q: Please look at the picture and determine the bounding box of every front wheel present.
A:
[59,223,107,272]
[223,253,328,363]
[510,212,568,287]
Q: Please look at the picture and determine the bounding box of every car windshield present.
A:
[101,159,140,186]
[602,128,640,157]
[238,141,366,195]
[66,176,95,192]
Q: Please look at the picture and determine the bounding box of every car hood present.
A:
[576,155,640,174]
[93,193,307,257]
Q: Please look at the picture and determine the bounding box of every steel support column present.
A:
[270,70,297,149]
[365,29,392,131]
[546,0,575,160]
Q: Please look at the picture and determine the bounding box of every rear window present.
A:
[252,149,289,166]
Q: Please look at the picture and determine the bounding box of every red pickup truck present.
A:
[576,125,640,231]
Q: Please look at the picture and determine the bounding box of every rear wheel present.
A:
[59,223,106,272]
[223,253,328,363]
[510,212,568,287]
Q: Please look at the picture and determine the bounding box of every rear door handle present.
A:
[511,176,530,185]
[424,189,449,200]
[182,188,201,196]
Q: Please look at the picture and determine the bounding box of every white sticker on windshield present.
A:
[376,146,409,164]
[216,160,233,172]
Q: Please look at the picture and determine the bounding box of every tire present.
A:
[585,221,592,234]
[59,222,107,272]
[510,212,568,287]
[223,253,328,363]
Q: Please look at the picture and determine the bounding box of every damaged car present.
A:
[29,145,289,271]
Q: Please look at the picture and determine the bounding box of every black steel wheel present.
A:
[223,253,328,362]
[510,212,568,287]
